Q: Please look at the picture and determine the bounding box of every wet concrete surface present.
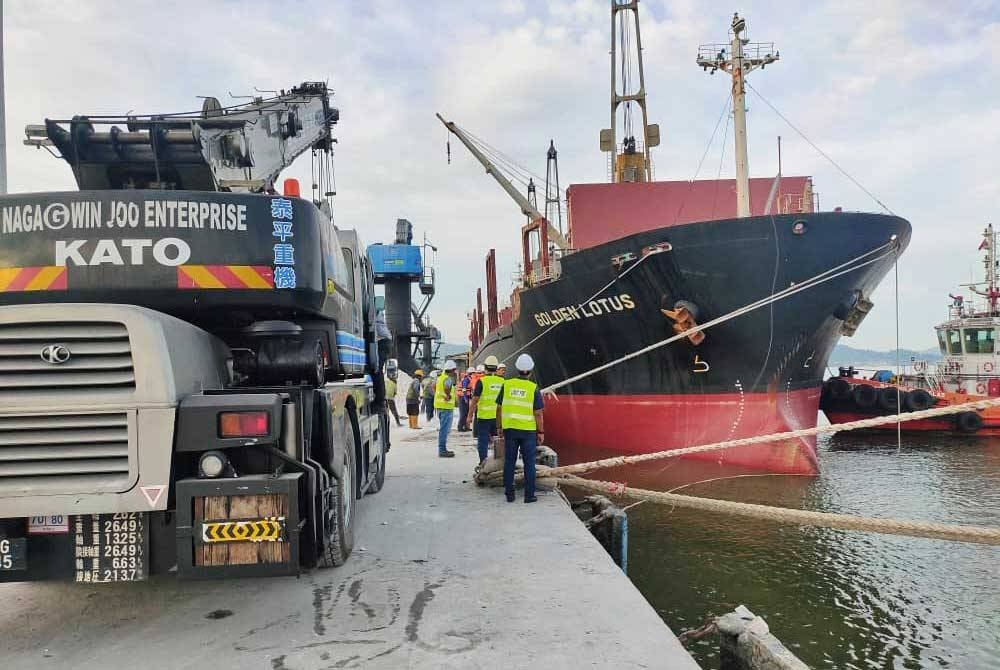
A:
[1,418,698,669]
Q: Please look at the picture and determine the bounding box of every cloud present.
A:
[4,0,1000,353]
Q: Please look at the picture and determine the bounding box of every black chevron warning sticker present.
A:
[201,517,285,543]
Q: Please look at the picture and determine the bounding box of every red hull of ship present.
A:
[545,388,822,475]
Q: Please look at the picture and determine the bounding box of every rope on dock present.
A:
[541,395,1000,478]
[559,474,1000,546]
[474,397,1000,545]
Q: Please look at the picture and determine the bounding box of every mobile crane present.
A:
[0,82,387,581]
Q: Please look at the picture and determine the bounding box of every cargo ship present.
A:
[440,8,910,475]
[822,224,1000,436]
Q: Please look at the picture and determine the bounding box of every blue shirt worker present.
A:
[434,360,458,458]
[496,354,545,503]
[468,355,504,465]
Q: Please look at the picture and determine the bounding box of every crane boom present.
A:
[436,113,568,249]
[25,82,338,192]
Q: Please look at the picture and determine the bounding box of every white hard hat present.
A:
[484,354,499,368]
[443,360,457,371]
[515,353,535,372]
[477,364,485,373]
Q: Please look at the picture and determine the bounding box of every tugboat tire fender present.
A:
[955,411,983,434]
[852,383,878,409]
[904,389,935,412]
[826,378,852,402]
[877,386,902,411]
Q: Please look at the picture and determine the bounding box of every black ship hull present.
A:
[475,211,911,474]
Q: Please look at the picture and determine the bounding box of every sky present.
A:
[5,0,1000,351]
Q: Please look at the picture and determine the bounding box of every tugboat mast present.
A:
[965,223,1000,315]
[697,14,779,218]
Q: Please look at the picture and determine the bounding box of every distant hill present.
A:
[438,342,469,358]
[829,343,940,369]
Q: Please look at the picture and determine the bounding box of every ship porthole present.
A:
[792,220,807,235]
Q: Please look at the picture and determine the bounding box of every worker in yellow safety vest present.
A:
[496,354,545,503]
[385,370,401,427]
[434,360,458,457]
[468,355,504,465]
[406,369,424,429]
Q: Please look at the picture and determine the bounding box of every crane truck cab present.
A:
[0,83,388,582]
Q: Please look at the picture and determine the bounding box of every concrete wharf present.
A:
[1,420,698,669]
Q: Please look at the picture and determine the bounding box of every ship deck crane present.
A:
[435,113,568,252]
[25,82,338,195]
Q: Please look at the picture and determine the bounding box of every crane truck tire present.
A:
[320,410,358,568]
[366,426,387,495]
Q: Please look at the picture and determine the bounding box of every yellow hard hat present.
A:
[414,369,424,377]
[484,355,499,368]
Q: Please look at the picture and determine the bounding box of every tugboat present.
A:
[821,224,1000,435]
[439,6,910,475]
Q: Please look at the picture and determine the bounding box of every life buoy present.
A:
[977,382,987,395]
[984,362,995,373]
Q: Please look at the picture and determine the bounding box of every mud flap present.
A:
[175,473,303,579]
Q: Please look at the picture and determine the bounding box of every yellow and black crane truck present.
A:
[0,82,389,581]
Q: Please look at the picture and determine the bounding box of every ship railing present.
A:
[696,42,778,65]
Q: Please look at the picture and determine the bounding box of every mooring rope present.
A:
[541,395,1000,478]
[559,475,1000,546]
[473,397,1000,545]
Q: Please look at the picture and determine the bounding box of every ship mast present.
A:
[966,223,1000,315]
[600,0,659,183]
[697,14,779,218]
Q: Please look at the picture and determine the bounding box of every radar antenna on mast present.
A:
[697,14,779,218]
[964,224,1000,316]
[600,0,659,184]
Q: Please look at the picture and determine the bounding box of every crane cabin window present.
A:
[947,329,962,355]
[338,248,355,299]
[962,328,995,354]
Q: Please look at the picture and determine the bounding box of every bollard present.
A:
[717,606,809,670]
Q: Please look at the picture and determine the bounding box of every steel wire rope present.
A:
[541,241,899,395]
[498,247,668,364]
[711,106,732,219]
[455,124,568,200]
[672,94,732,224]
[895,249,902,451]
[745,81,895,215]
